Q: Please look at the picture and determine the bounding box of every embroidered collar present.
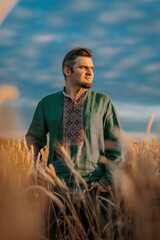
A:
[63,87,88,102]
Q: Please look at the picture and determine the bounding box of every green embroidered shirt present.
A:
[26,89,121,188]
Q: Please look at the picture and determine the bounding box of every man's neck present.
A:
[65,86,81,101]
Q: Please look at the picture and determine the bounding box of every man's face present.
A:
[69,56,94,89]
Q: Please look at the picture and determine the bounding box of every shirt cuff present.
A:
[98,177,111,191]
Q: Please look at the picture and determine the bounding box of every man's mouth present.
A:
[85,77,92,81]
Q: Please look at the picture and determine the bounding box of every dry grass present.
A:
[0,132,160,240]
[113,135,160,240]
[0,0,19,25]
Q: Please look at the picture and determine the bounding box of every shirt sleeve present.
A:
[99,99,121,187]
[25,100,48,159]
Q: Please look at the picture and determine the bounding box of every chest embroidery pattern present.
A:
[63,90,87,146]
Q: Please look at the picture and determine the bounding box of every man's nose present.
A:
[86,68,92,75]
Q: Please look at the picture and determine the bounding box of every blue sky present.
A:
[0,0,160,137]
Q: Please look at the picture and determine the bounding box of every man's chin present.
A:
[81,82,92,89]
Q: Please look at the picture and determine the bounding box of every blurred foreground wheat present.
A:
[0,133,160,240]
[0,0,18,25]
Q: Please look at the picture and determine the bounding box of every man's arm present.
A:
[95,99,121,192]
[25,100,48,160]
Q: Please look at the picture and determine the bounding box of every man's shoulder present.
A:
[88,90,111,102]
[39,90,63,104]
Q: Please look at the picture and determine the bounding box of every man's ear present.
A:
[63,66,71,77]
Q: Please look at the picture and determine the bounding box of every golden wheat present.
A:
[0,133,160,239]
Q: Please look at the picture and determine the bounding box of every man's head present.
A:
[62,47,94,89]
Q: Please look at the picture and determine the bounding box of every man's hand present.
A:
[93,182,109,192]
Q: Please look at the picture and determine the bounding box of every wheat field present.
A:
[0,128,160,240]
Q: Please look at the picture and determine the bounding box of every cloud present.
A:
[99,9,144,24]
[138,0,159,2]
[67,38,99,50]
[17,46,40,59]
[89,25,106,37]
[120,37,139,45]
[3,58,18,65]
[0,28,16,37]
[12,6,34,19]
[69,0,99,12]
[17,72,31,81]
[116,102,160,122]
[141,62,160,73]
[31,33,65,43]
[114,56,139,70]
[34,74,54,84]
[50,77,64,89]
[26,72,64,88]
[132,47,155,59]
[113,47,156,70]
[14,98,37,108]
[96,46,123,57]
[101,71,120,79]
[47,15,68,28]
[154,19,160,30]
[148,75,159,84]
[138,86,160,96]
[132,20,160,34]
[1,58,23,72]
[0,28,17,46]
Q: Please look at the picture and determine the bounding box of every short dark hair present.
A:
[62,47,93,77]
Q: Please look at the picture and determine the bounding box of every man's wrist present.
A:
[98,177,111,191]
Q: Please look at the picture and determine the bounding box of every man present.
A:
[26,47,121,192]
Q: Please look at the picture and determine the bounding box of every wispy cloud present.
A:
[69,0,99,12]
[50,77,64,89]
[120,36,139,45]
[0,28,17,46]
[138,86,160,96]
[138,0,159,3]
[96,46,123,57]
[132,21,160,34]
[101,71,120,79]
[132,47,155,60]
[12,6,34,19]
[116,102,160,122]
[15,98,37,108]
[0,28,16,37]
[141,62,160,73]
[68,38,99,49]
[17,46,40,59]
[99,9,144,24]
[88,25,106,37]
[112,47,156,71]
[114,56,139,70]
[47,15,68,28]
[31,33,65,43]
[34,74,55,84]
[148,75,160,84]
